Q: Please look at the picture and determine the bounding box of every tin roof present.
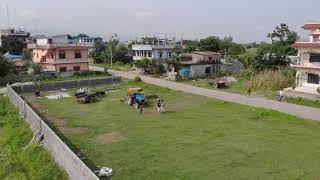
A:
[302,23,320,30]
[291,42,320,49]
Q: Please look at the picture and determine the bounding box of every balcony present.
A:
[291,62,320,70]
[42,59,89,64]
[27,43,93,49]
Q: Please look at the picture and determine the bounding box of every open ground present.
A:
[24,80,320,180]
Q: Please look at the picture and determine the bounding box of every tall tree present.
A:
[252,23,298,71]
[0,55,14,77]
[91,41,106,63]
[22,48,32,61]
[199,36,221,52]
[0,36,26,55]
[267,23,298,55]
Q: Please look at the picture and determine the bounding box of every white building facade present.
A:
[132,38,174,60]
[291,23,320,93]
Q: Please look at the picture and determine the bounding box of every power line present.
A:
[6,4,10,28]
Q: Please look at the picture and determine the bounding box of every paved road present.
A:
[90,66,320,121]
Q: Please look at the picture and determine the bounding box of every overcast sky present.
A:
[1,0,319,43]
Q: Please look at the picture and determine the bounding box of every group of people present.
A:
[139,98,166,114]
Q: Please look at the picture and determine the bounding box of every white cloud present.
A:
[135,11,154,17]
[19,10,36,18]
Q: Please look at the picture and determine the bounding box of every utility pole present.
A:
[110,44,113,68]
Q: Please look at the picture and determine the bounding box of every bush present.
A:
[155,64,165,75]
[248,70,295,91]
[134,76,142,82]
[238,68,256,80]
[317,87,320,94]
[215,70,231,78]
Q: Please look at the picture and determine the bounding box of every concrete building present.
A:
[77,36,102,43]
[220,59,244,74]
[290,23,320,95]
[180,51,221,78]
[27,35,93,74]
[0,28,31,46]
[132,38,174,60]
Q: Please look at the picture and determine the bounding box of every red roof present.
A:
[291,42,320,49]
[302,23,320,30]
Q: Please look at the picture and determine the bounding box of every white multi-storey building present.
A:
[291,23,320,94]
[132,38,174,60]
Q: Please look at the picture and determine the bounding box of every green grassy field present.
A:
[0,97,67,180]
[25,80,320,180]
[93,62,132,71]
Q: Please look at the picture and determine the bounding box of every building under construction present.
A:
[0,28,31,46]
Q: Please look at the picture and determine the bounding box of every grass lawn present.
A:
[286,97,320,109]
[24,80,320,180]
[93,63,132,71]
[0,97,67,180]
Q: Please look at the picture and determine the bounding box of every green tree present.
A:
[267,23,298,55]
[91,41,107,63]
[0,36,26,55]
[183,40,199,53]
[30,63,42,75]
[0,55,14,77]
[199,36,221,52]
[22,48,32,61]
[252,23,298,71]
[238,49,257,67]
[113,43,130,63]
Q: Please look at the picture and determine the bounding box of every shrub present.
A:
[249,70,295,91]
[238,68,256,80]
[215,70,231,78]
[134,76,142,82]
[155,64,165,75]
[317,87,320,94]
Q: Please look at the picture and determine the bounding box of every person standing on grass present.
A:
[140,101,145,114]
[157,99,161,113]
[247,87,251,96]
[160,100,165,113]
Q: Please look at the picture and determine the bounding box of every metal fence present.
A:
[12,76,121,93]
[6,85,99,180]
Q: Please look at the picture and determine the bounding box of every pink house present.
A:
[28,35,93,73]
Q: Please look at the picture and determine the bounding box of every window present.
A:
[59,67,67,72]
[37,53,38,58]
[148,52,152,57]
[73,66,80,71]
[307,73,319,84]
[75,51,82,59]
[205,67,211,74]
[168,52,172,58]
[59,51,66,59]
[51,54,54,59]
[310,53,320,63]
[209,57,213,60]
[159,52,163,58]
